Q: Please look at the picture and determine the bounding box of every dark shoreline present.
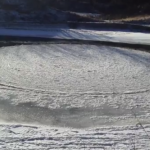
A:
[1,22,150,32]
[0,36,150,53]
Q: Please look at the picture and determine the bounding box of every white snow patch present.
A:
[0,28,150,45]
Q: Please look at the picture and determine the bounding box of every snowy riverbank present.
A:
[0,28,150,45]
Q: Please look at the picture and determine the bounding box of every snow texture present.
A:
[0,44,150,149]
[0,124,150,150]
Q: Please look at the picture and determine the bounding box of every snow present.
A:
[0,24,150,149]
[0,28,150,45]
[70,12,101,18]
[0,124,150,149]
[0,43,150,149]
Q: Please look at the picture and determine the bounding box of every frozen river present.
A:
[0,44,150,149]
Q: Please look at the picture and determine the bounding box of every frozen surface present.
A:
[0,44,150,149]
[0,124,150,150]
[0,28,150,45]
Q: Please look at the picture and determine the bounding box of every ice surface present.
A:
[0,124,150,150]
[0,43,150,149]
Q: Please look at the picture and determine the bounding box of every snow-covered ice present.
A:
[0,44,150,149]
[0,124,150,150]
